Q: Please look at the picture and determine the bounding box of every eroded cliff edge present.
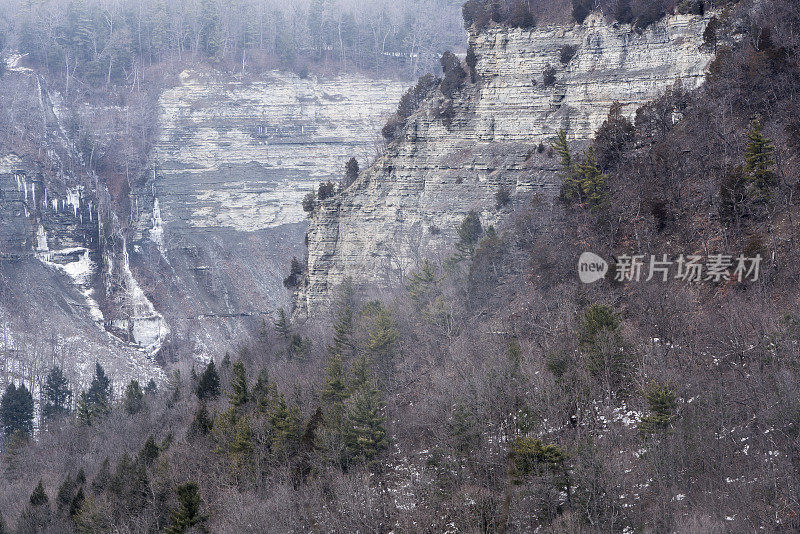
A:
[297,12,718,315]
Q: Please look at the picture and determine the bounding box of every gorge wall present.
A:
[0,64,165,391]
[0,60,408,392]
[296,12,717,315]
[127,69,409,360]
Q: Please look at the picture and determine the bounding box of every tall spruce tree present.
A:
[744,119,776,191]
[349,353,372,393]
[75,391,94,426]
[196,360,220,400]
[577,147,609,211]
[319,354,350,463]
[229,361,248,407]
[321,354,349,418]
[344,381,387,466]
[17,480,51,533]
[329,279,356,358]
[367,306,399,376]
[189,403,213,438]
[166,482,207,534]
[274,308,292,342]
[42,366,72,423]
[639,382,678,434]
[199,0,222,57]
[30,481,48,506]
[123,380,145,415]
[1,383,34,438]
[91,457,111,494]
[555,129,582,202]
[87,362,111,414]
[455,211,483,255]
[138,435,160,466]
[268,393,302,459]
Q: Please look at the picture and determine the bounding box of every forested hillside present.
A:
[1,0,799,532]
[0,0,464,84]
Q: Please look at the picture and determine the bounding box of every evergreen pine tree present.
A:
[408,260,439,308]
[56,474,75,514]
[189,403,214,438]
[450,403,480,454]
[228,361,248,407]
[123,380,145,415]
[554,129,572,169]
[274,308,292,342]
[108,453,150,513]
[167,370,182,407]
[196,360,220,400]
[268,393,301,460]
[639,382,678,434]
[90,457,111,495]
[76,391,94,426]
[349,353,371,394]
[343,157,359,189]
[199,0,222,57]
[30,481,48,506]
[165,482,207,534]
[69,487,85,518]
[329,279,356,358]
[0,383,34,437]
[321,354,349,418]
[138,435,160,466]
[144,379,157,395]
[455,211,483,255]
[18,480,51,533]
[253,368,270,401]
[42,366,72,423]
[367,306,399,376]
[213,407,254,473]
[577,147,609,211]
[555,129,581,203]
[343,382,387,467]
[87,362,111,414]
[318,354,351,464]
[744,119,776,191]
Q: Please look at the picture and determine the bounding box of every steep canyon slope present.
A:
[297,12,718,315]
[0,63,408,390]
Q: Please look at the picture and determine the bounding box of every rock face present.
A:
[0,106,164,392]
[127,69,409,359]
[138,69,410,235]
[297,13,716,315]
[1,60,408,388]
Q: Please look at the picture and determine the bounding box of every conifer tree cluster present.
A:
[555,129,609,212]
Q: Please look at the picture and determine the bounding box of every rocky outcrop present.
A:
[297,12,717,315]
[125,69,409,359]
[2,61,408,378]
[136,69,410,235]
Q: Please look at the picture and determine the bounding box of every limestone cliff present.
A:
[127,69,409,359]
[297,12,717,315]
[1,59,407,385]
